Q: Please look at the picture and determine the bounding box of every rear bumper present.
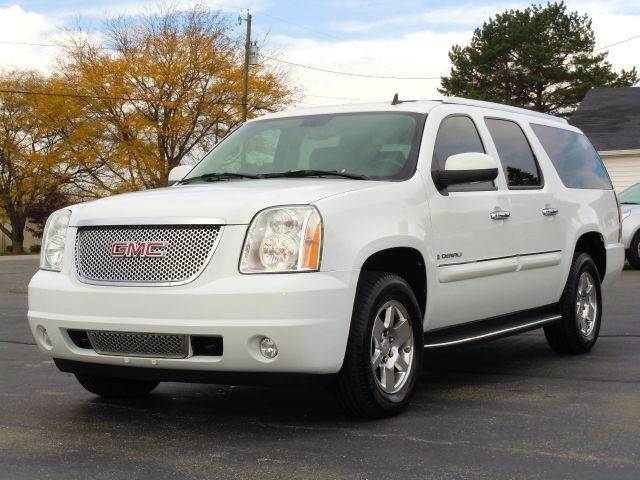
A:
[28,267,359,375]
[603,242,625,290]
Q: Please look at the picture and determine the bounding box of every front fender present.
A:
[313,177,431,273]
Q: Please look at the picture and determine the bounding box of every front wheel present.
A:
[75,374,159,398]
[544,253,602,354]
[333,272,423,418]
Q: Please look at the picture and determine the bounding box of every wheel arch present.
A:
[359,247,427,317]
[573,231,606,280]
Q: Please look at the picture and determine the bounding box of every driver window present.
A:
[432,115,494,192]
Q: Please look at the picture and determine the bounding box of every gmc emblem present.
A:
[111,241,168,258]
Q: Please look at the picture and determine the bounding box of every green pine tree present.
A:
[439,1,638,115]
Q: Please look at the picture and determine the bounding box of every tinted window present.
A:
[433,116,485,169]
[485,119,541,188]
[531,124,612,190]
[619,183,640,205]
[432,115,491,191]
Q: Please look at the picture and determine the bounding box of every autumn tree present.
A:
[0,71,95,253]
[61,5,293,192]
[439,1,638,115]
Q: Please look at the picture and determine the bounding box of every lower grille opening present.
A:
[68,329,92,349]
[191,336,223,357]
[88,331,188,358]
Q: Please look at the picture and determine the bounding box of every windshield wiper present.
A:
[178,172,260,184]
[259,169,370,180]
[620,201,640,205]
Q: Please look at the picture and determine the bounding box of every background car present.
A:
[619,183,640,269]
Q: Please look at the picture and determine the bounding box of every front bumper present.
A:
[28,225,359,376]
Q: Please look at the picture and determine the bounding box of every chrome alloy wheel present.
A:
[370,300,414,394]
[576,271,598,338]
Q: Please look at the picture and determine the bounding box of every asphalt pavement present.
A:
[1,256,639,479]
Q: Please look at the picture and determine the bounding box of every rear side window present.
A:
[485,118,541,188]
[531,124,612,190]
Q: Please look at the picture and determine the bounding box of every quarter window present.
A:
[485,118,541,188]
[531,124,613,190]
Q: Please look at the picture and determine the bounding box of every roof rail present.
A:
[442,97,567,124]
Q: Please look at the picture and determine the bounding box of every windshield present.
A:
[619,183,640,204]
[183,112,425,182]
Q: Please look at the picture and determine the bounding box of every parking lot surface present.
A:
[1,256,639,479]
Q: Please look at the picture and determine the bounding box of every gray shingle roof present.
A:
[569,87,640,151]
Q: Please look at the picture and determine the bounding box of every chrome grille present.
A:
[75,225,221,285]
[87,331,188,358]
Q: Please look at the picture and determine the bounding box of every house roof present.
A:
[570,87,640,151]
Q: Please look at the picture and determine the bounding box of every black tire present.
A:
[75,374,159,398]
[333,271,423,418]
[627,231,640,270]
[544,253,602,354]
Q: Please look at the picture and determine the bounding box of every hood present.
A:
[70,178,379,226]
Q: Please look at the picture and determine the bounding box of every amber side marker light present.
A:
[302,221,322,270]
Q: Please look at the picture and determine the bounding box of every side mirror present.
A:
[432,152,499,189]
[168,165,193,186]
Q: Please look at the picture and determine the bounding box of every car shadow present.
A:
[69,335,559,431]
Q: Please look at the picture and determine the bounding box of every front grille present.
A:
[75,225,221,285]
[87,331,188,358]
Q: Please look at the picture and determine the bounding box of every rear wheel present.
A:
[627,231,640,270]
[75,374,159,398]
[333,272,423,418]
[544,253,602,354]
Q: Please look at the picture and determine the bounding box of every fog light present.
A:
[36,325,53,350]
[259,337,278,359]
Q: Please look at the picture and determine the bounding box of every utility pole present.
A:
[240,10,252,123]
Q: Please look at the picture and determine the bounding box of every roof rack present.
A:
[442,97,567,124]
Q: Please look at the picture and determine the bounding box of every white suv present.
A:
[29,97,625,417]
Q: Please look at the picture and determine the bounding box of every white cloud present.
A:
[269,28,471,107]
[0,5,58,71]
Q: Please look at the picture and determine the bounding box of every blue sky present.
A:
[1,0,639,105]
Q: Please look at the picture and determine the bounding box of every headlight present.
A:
[40,209,71,271]
[240,206,322,273]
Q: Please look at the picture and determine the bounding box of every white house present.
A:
[570,87,640,192]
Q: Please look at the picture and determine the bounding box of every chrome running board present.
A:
[423,306,562,349]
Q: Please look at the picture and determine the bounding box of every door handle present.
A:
[542,207,558,216]
[490,210,510,220]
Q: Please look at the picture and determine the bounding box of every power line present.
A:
[0,40,59,48]
[0,87,272,110]
[0,38,441,80]
[262,55,442,80]
[594,33,640,52]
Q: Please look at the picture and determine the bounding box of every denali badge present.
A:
[111,241,168,258]
[437,252,463,261]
